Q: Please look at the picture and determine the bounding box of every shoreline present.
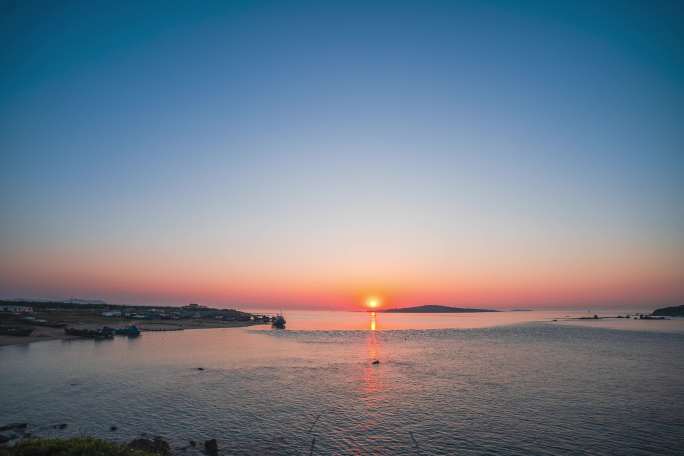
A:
[0,319,265,348]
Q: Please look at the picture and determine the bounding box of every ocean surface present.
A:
[1,310,683,455]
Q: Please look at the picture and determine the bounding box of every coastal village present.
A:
[0,300,281,345]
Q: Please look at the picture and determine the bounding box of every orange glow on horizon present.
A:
[2,245,682,309]
[365,296,382,309]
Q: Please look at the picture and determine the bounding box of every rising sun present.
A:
[365,296,382,309]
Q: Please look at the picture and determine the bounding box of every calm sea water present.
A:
[1,311,683,455]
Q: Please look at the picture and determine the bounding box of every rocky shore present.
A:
[0,424,222,456]
[0,436,175,456]
[0,319,262,347]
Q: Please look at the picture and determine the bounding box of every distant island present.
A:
[652,304,684,317]
[382,305,498,313]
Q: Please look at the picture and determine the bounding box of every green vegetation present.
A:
[0,438,157,456]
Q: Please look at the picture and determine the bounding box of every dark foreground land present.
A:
[0,300,269,346]
[0,437,164,456]
[0,430,218,456]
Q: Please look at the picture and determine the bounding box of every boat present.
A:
[64,327,114,339]
[272,315,286,329]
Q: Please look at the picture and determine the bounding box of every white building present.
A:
[102,310,122,317]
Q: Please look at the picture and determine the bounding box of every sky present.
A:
[1,0,682,310]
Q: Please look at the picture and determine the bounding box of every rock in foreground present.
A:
[204,438,219,456]
[127,437,171,455]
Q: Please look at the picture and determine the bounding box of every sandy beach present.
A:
[0,319,265,347]
[0,303,270,348]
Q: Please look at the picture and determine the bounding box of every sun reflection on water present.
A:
[362,311,383,405]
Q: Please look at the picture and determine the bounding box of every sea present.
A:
[1,310,683,455]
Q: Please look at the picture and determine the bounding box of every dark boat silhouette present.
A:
[64,327,114,339]
[272,315,286,329]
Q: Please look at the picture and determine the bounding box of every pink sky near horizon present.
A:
[1,241,682,310]
[2,1,683,312]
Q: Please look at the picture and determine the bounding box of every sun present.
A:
[365,296,382,309]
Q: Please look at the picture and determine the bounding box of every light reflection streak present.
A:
[362,311,383,407]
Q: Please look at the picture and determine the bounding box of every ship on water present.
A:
[272,315,286,329]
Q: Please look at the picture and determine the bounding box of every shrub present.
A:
[0,438,157,456]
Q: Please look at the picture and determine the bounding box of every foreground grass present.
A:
[0,438,157,456]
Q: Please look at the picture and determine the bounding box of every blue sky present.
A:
[1,0,682,308]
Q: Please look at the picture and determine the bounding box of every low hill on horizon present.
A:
[381,305,499,313]
[652,304,684,317]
